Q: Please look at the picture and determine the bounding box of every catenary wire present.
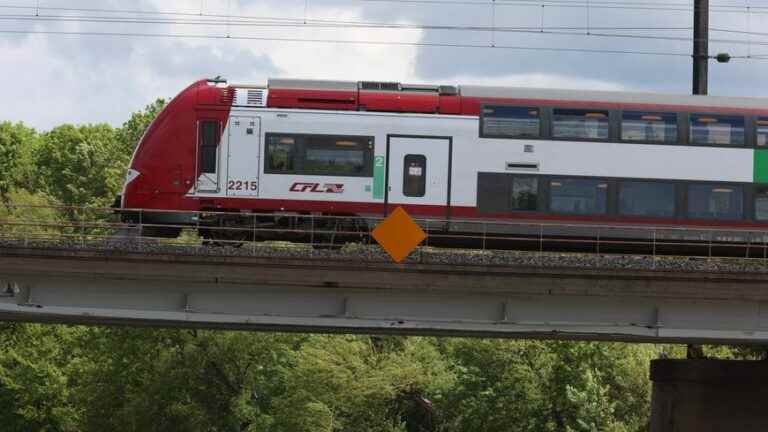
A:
[3,13,768,47]
[0,28,697,57]
[0,1,767,60]
[0,13,698,34]
[6,2,768,18]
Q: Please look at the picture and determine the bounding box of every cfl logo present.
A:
[289,182,345,193]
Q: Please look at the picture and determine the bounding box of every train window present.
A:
[403,154,426,197]
[549,178,608,215]
[476,173,539,213]
[552,109,609,140]
[302,135,373,176]
[477,173,509,213]
[689,114,745,146]
[265,135,296,173]
[265,134,374,176]
[510,176,538,211]
[757,118,768,147]
[687,184,743,220]
[621,111,678,144]
[755,188,768,220]
[619,181,675,218]
[480,106,540,138]
[198,121,220,174]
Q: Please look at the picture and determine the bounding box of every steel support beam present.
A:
[2,249,768,343]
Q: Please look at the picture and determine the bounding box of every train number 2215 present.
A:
[227,180,258,191]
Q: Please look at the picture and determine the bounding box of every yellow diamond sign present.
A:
[372,207,426,263]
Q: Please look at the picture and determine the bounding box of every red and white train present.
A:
[119,77,768,249]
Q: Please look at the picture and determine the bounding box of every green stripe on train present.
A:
[755,150,768,183]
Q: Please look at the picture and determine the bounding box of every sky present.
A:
[3,0,768,130]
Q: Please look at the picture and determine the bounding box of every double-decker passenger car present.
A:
[118,77,768,249]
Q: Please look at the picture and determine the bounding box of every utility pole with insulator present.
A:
[688,0,709,360]
[692,0,709,95]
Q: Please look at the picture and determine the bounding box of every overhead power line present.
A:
[3,12,768,48]
[355,0,768,14]
[6,2,768,19]
[1,1,767,61]
[3,3,768,36]
[0,13,693,32]
[0,28,696,57]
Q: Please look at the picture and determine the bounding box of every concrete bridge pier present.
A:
[650,359,768,431]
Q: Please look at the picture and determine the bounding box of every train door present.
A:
[196,119,222,192]
[226,116,261,197]
[386,135,451,218]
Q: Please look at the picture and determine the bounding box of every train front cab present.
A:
[117,79,232,236]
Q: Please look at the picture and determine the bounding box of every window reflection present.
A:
[619,181,675,218]
[552,109,610,140]
[549,178,608,215]
[687,184,743,220]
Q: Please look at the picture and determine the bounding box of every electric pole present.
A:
[692,0,709,95]
[688,0,709,360]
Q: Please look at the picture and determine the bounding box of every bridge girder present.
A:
[1,249,767,343]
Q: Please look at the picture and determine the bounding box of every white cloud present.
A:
[0,0,424,130]
[3,0,768,130]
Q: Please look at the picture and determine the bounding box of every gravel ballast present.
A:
[3,235,768,274]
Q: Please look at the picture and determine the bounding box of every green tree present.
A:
[34,124,121,207]
[116,98,167,156]
[73,327,304,432]
[439,339,655,432]
[29,99,166,208]
[0,188,61,239]
[438,339,550,431]
[0,324,84,431]
[0,121,37,198]
[273,335,455,432]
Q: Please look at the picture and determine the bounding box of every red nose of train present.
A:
[120,79,233,211]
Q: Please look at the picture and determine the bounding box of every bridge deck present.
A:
[2,246,768,343]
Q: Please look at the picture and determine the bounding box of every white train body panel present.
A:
[192,108,755,216]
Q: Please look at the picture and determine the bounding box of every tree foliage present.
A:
[34,124,124,207]
[0,324,83,431]
[0,121,37,197]
[0,326,669,432]
[116,98,167,156]
[1,99,167,208]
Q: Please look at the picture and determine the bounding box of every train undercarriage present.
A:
[119,208,768,258]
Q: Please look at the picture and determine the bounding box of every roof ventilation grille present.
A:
[234,88,268,107]
[359,81,401,91]
[219,88,234,104]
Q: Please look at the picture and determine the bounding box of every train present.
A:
[117,77,768,253]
